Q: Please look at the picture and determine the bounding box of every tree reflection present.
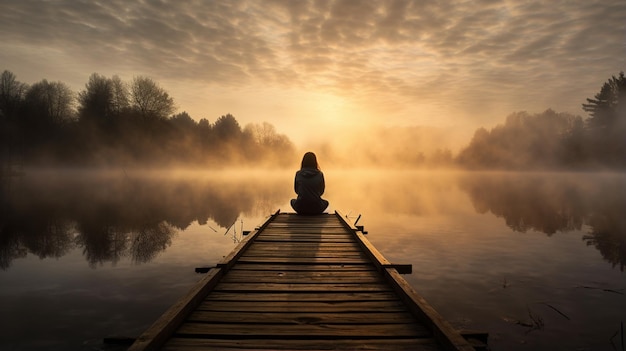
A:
[0,207,75,268]
[0,171,290,269]
[20,220,76,260]
[460,173,586,235]
[129,222,175,264]
[75,222,130,268]
[583,190,626,272]
[0,226,26,270]
[460,173,626,270]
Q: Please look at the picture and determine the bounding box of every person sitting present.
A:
[290,152,329,215]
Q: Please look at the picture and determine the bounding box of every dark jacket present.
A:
[291,167,329,214]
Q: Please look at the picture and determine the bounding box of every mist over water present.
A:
[1,169,625,350]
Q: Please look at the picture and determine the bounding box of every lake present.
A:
[1,169,625,350]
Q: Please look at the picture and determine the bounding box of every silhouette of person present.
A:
[290,152,329,215]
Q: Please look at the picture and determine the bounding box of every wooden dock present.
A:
[128,211,484,351]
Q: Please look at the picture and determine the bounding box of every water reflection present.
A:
[583,195,626,272]
[0,170,291,269]
[1,170,625,271]
[459,172,626,271]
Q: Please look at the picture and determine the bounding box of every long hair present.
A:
[301,152,319,170]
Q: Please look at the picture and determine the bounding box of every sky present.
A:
[1,0,625,148]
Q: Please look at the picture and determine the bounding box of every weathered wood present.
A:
[240,250,366,257]
[130,211,482,351]
[162,337,442,351]
[221,269,383,282]
[175,322,431,338]
[255,237,356,243]
[235,256,371,264]
[187,311,418,324]
[203,291,400,302]
[383,263,413,274]
[242,246,363,252]
[197,300,409,313]
[212,282,393,292]
[247,242,361,249]
[230,263,376,272]
[335,211,391,269]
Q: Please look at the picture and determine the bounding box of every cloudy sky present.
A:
[1,0,625,146]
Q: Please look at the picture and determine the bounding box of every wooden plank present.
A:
[260,228,349,232]
[212,282,392,292]
[269,216,342,222]
[249,242,361,248]
[334,211,391,269]
[187,311,418,324]
[253,238,355,244]
[220,276,385,284]
[230,263,376,272]
[244,245,363,252]
[163,337,442,351]
[229,265,375,272]
[383,263,413,274]
[254,236,355,241]
[221,269,383,281]
[261,227,350,232]
[242,250,365,257]
[239,253,366,260]
[132,212,479,351]
[238,254,367,261]
[174,322,431,338]
[197,300,408,313]
[260,228,349,233]
[235,257,371,264]
[204,291,400,302]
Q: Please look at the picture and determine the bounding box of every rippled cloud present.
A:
[1,0,625,133]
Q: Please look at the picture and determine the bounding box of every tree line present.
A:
[1,69,625,170]
[457,72,626,170]
[0,71,296,168]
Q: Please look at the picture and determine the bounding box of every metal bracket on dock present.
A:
[195,262,231,273]
[194,267,215,273]
[355,225,368,234]
[382,264,413,274]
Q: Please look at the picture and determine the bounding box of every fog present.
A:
[0,169,291,269]
[2,169,625,271]
[2,69,625,171]
[301,125,461,169]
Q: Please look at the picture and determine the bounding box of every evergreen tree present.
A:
[582,72,626,129]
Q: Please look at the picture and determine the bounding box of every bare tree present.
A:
[129,76,175,119]
[110,75,129,115]
[78,73,129,123]
[78,73,113,122]
[25,79,75,125]
[0,70,27,120]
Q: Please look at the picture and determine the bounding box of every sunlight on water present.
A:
[1,169,625,350]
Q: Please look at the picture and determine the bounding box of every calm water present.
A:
[1,169,625,350]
